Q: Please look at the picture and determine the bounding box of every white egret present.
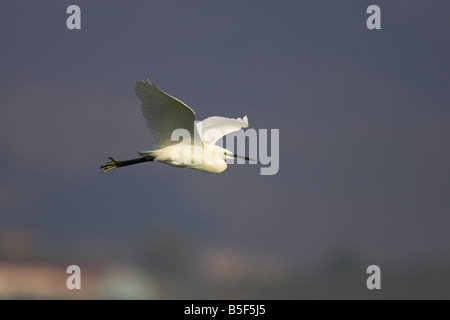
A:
[100,77,250,174]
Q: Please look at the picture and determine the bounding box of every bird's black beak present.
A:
[233,154,251,161]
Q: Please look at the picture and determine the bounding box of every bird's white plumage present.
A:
[132,76,249,173]
[196,115,248,145]
[134,77,196,148]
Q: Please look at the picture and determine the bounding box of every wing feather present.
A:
[196,115,249,145]
[134,77,196,148]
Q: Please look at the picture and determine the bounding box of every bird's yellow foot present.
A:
[100,157,120,173]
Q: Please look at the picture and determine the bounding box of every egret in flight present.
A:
[100,77,250,174]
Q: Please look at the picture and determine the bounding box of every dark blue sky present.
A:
[1,1,449,298]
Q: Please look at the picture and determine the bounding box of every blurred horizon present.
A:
[1,1,449,299]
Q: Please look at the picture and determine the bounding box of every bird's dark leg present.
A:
[100,156,154,173]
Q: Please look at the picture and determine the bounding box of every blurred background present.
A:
[1,1,449,299]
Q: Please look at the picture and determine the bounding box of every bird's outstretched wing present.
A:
[196,115,249,145]
[134,77,196,148]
